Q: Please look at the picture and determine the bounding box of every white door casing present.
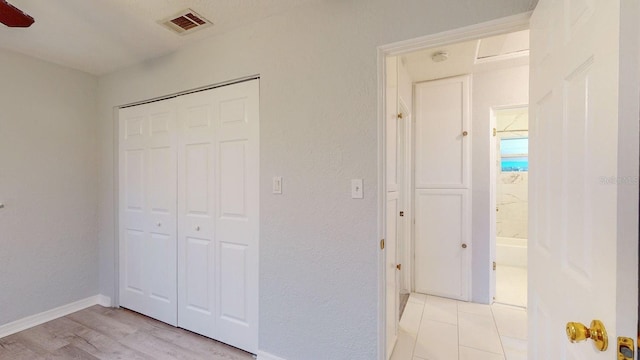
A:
[385,191,399,359]
[385,56,400,359]
[413,75,471,300]
[118,99,178,326]
[529,1,637,359]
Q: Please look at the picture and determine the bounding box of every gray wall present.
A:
[0,49,98,325]
[97,1,536,359]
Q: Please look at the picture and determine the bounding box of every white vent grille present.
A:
[160,9,212,35]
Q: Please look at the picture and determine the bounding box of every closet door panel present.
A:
[214,80,259,353]
[118,99,178,326]
[177,91,218,337]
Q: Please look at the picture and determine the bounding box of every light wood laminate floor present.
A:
[0,305,254,360]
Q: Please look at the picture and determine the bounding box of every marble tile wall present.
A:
[496,107,528,240]
[496,172,528,239]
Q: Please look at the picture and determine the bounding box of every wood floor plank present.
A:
[0,306,254,360]
[44,344,101,360]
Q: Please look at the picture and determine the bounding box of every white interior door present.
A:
[529,1,637,358]
[177,80,259,353]
[413,76,471,300]
[119,99,178,326]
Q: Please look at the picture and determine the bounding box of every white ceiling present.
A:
[0,0,319,75]
[403,30,530,83]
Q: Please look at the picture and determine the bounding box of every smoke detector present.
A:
[160,9,212,35]
[431,51,449,62]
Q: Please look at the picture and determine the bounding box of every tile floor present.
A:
[495,265,527,308]
[390,293,527,360]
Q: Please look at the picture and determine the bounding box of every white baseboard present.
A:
[0,294,110,338]
[97,294,112,307]
[257,351,287,360]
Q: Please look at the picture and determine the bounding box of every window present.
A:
[500,137,528,171]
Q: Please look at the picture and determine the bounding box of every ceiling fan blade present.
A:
[0,0,34,28]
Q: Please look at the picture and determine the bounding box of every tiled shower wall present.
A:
[496,172,528,239]
[496,107,528,239]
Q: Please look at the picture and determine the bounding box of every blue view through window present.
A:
[500,138,528,171]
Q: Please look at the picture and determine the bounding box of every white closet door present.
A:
[177,89,217,337]
[413,76,471,301]
[177,80,259,353]
[119,99,178,326]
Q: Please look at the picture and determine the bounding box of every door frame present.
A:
[376,13,531,359]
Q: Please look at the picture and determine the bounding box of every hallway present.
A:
[391,294,527,360]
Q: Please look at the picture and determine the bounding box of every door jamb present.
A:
[376,12,531,359]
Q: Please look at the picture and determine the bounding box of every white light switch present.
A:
[351,179,363,199]
[273,176,282,194]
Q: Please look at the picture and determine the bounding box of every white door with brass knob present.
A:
[529,0,638,359]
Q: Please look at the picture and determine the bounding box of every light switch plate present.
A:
[351,179,363,199]
[273,176,282,194]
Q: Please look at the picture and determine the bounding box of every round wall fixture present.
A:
[431,51,449,62]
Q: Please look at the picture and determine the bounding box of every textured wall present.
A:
[97,1,536,358]
[0,49,98,325]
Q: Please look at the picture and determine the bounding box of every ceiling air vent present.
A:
[160,9,212,35]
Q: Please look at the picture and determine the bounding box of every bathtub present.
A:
[496,237,527,268]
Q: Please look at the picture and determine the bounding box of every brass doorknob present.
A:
[396,264,402,270]
[462,131,468,136]
[566,320,608,351]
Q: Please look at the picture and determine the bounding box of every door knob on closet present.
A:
[462,131,468,136]
[461,243,467,249]
[157,222,161,227]
[396,264,402,270]
[195,226,200,231]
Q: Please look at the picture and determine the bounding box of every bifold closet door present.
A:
[177,80,259,353]
[118,99,178,326]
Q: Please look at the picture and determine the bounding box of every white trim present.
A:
[380,12,532,57]
[0,295,108,338]
[376,11,531,360]
[97,294,113,307]
[256,350,287,360]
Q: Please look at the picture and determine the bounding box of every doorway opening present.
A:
[493,105,528,308]
[381,23,530,359]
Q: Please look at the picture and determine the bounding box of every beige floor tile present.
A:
[492,304,527,340]
[413,319,458,360]
[458,312,503,354]
[459,346,505,360]
[495,266,527,307]
[422,296,458,325]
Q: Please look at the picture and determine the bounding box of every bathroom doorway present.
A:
[493,106,528,308]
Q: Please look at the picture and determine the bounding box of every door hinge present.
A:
[493,261,497,271]
[380,238,385,250]
[399,211,404,217]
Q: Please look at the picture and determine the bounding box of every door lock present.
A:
[618,337,634,359]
